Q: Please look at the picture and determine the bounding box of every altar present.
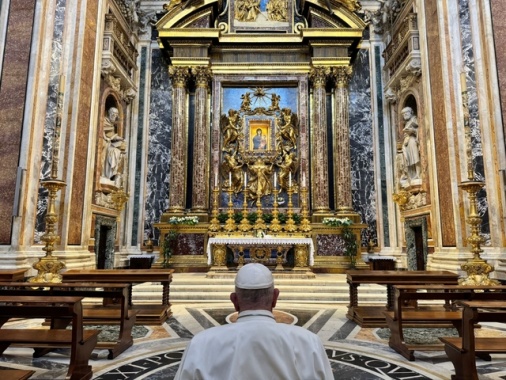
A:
[207,236,314,274]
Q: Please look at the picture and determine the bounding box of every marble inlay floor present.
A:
[1,303,506,379]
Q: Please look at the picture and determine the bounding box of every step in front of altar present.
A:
[127,273,387,304]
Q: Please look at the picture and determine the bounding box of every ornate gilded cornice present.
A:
[329,66,352,87]
[309,66,328,88]
[192,66,213,88]
[169,66,191,88]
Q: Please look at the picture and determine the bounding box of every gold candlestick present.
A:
[254,193,267,233]
[30,179,67,283]
[299,185,311,234]
[208,186,221,234]
[224,186,236,233]
[30,75,67,283]
[458,180,499,285]
[239,188,252,233]
[284,185,297,233]
[269,188,282,234]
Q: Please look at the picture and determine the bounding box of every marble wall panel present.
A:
[349,49,376,245]
[145,49,172,243]
[425,0,455,246]
[491,1,506,143]
[316,234,345,256]
[131,46,147,246]
[171,233,205,256]
[67,0,98,245]
[459,0,490,243]
[0,0,37,244]
[34,0,66,243]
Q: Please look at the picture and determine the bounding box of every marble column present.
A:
[167,66,190,213]
[191,66,212,213]
[331,66,354,213]
[309,67,330,213]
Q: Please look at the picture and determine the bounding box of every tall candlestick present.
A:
[244,172,247,188]
[289,172,292,187]
[302,172,306,187]
[229,172,232,188]
[215,172,218,187]
[274,172,277,188]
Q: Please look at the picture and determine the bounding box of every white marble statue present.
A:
[401,107,421,182]
[102,106,126,185]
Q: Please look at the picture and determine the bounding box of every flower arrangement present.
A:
[168,216,199,225]
[322,217,352,227]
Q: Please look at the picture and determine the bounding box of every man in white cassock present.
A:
[174,263,333,379]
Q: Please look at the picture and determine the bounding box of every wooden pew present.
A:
[0,282,136,359]
[346,270,459,327]
[62,269,174,324]
[0,369,35,380]
[0,295,98,380]
[440,300,506,380]
[383,284,506,361]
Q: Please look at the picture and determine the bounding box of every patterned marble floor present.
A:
[1,303,506,379]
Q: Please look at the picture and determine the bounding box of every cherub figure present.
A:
[278,108,298,149]
[221,109,241,149]
[240,92,252,111]
[221,151,244,193]
[277,150,298,191]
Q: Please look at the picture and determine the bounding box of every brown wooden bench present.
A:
[0,369,35,380]
[440,300,506,380]
[0,295,98,380]
[383,284,506,361]
[62,269,174,325]
[346,270,460,327]
[0,282,136,359]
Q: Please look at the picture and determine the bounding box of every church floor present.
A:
[1,303,506,379]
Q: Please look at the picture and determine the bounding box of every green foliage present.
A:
[278,213,288,224]
[262,213,273,223]
[233,212,243,223]
[292,213,301,225]
[162,230,179,268]
[217,213,228,223]
[247,212,258,223]
[341,226,358,268]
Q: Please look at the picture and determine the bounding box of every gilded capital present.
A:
[309,66,328,88]
[192,66,212,88]
[169,66,191,88]
[330,66,353,88]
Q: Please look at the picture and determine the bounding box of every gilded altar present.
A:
[207,236,314,274]
[152,0,368,273]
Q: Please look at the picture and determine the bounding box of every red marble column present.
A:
[331,66,353,213]
[309,67,330,213]
[167,66,190,213]
[191,66,212,213]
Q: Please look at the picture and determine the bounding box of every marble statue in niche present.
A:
[401,106,421,184]
[101,106,126,187]
[395,140,409,190]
